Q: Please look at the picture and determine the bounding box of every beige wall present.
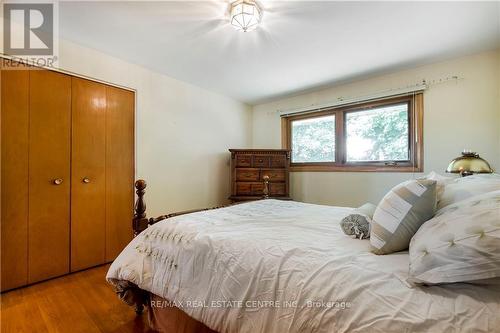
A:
[252,50,500,207]
[58,40,252,216]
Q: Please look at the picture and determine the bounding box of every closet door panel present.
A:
[1,67,30,291]
[105,87,134,261]
[28,69,71,283]
[71,78,106,271]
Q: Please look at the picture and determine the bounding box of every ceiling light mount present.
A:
[229,0,262,32]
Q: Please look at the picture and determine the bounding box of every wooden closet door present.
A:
[71,78,106,272]
[105,86,135,261]
[1,66,30,291]
[28,69,72,283]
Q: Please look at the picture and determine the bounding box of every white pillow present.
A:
[408,190,500,285]
[438,173,500,210]
[421,171,454,204]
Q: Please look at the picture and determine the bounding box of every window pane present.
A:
[291,115,335,163]
[346,103,409,162]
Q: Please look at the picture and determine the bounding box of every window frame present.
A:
[281,94,424,172]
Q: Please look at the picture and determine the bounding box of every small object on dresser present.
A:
[229,149,291,202]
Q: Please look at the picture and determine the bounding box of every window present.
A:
[292,115,335,163]
[345,103,409,162]
[282,94,423,172]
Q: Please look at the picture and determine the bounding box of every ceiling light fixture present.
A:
[229,0,262,32]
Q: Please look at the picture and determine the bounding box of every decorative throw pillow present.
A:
[370,179,437,255]
[437,173,500,210]
[408,190,500,285]
[340,203,376,239]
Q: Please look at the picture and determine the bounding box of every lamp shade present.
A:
[446,151,493,177]
[230,0,261,32]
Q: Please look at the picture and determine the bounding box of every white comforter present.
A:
[107,200,500,333]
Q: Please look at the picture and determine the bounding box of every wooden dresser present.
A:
[229,149,291,202]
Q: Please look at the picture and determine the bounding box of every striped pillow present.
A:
[370,179,437,255]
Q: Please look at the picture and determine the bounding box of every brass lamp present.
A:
[446,150,494,177]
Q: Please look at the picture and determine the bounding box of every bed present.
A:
[107,179,500,333]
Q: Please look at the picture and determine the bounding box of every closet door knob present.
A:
[53,178,63,185]
[82,177,91,184]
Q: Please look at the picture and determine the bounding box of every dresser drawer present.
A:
[235,182,265,196]
[252,156,270,168]
[236,169,260,181]
[251,183,264,195]
[269,183,286,196]
[235,155,252,167]
[270,155,286,168]
[236,183,252,195]
[261,169,285,182]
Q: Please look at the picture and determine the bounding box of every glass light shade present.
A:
[230,0,261,32]
[446,151,493,177]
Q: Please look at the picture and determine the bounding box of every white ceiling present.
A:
[60,1,500,104]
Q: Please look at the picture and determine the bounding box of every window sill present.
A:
[289,164,423,172]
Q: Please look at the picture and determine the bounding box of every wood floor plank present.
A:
[1,264,151,333]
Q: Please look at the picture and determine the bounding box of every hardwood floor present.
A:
[1,264,152,333]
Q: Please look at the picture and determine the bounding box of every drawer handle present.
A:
[53,178,63,185]
[258,159,263,163]
[244,173,254,177]
[265,174,279,178]
[82,177,91,184]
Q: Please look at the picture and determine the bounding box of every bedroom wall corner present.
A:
[58,39,252,217]
[251,50,500,207]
